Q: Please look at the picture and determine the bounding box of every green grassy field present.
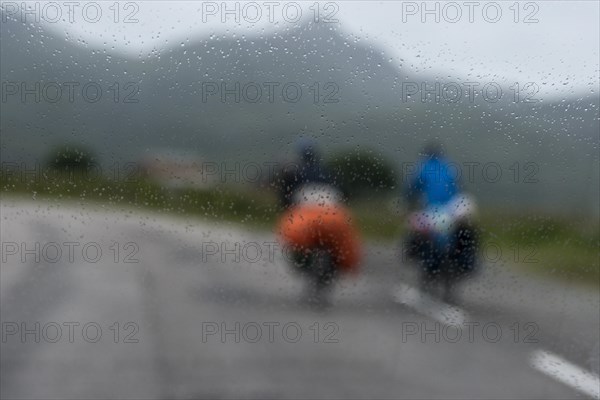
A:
[2,171,598,287]
[477,212,599,286]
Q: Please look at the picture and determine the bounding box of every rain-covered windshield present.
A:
[1,1,599,399]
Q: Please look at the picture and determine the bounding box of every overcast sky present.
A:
[8,1,599,98]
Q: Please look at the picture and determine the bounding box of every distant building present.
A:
[138,150,214,189]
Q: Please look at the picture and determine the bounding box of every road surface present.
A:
[1,198,598,399]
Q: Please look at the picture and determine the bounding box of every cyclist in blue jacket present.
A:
[405,141,458,208]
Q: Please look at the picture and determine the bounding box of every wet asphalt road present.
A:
[1,199,598,399]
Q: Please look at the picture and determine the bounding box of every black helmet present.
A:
[423,141,443,157]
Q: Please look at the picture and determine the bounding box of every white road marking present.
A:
[392,283,469,326]
[530,350,600,399]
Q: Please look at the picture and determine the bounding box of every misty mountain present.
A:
[1,13,598,212]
